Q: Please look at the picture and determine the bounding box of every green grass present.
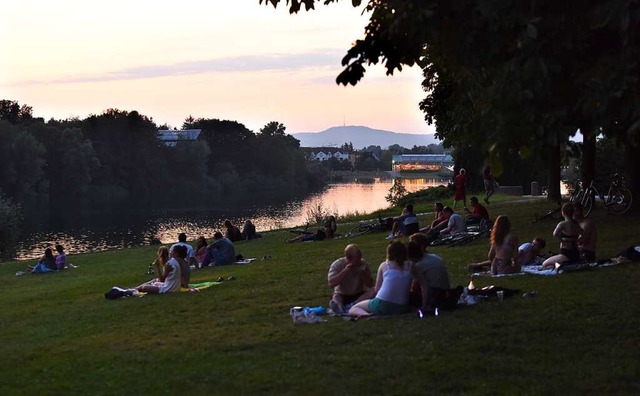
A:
[1,197,639,394]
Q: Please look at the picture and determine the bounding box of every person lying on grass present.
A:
[285,228,326,243]
[138,245,187,294]
[542,203,582,269]
[328,244,375,315]
[616,245,640,263]
[348,241,415,318]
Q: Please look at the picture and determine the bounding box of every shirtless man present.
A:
[573,202,597,261]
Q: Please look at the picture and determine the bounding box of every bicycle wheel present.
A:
[582,194,594,217]
[571,189,584,204]
[348,223,371,237]
[606,188,633,215]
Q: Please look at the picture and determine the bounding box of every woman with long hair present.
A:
[28,247,57,273]
[151,246,169,278]
[489,215,520,275]
[348,241,414,318]
[195,236,208,265]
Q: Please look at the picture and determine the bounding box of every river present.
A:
[14,177,447,260]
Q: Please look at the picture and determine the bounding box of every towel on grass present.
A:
[471,271,526,278]
[522,260,614,276]
[234,257,257,264]
[180,281,223,292]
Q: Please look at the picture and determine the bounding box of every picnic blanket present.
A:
[234,257,257,264]
[180,281,223,292]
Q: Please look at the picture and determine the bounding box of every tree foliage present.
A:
[0,192,21,260]
[263,0,640,203]
[0,101,327,214]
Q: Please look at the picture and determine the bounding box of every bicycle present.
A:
[531,204,562,223]
[346,216,392,237]
[570,172,633,217]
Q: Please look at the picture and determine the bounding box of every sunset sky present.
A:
[0,0,433,134]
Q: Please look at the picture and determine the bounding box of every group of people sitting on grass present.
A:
[223,219,261,242]
[467,201,598,275]
[140,231,238,294]
[328,238,456,318]
[27,245,67,274]
[387,199,491,243]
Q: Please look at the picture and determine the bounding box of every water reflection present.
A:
[15,177,446,260]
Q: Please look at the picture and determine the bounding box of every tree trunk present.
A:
[623,142,639,211]
[581,130,596,188]
[547,143,562,202]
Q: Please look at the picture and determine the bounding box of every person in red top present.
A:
[464,196,490,227]
[453,168,467,210]
[419,202,445,234]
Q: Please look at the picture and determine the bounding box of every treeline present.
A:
[0,100,326,211]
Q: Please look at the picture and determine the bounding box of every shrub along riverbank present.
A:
[1,196,639,394]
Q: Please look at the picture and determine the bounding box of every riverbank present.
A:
[2,197,639,393]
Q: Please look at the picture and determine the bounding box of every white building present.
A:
[302,147,351,162]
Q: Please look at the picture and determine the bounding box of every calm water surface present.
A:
[15,178,446,260]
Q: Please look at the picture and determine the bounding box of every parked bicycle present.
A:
[570,172,633,217]
[346,215,392,237]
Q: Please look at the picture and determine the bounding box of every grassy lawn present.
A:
[1,196,639,394]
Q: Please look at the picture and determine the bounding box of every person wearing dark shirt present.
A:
[242,220,257,240]
[202,232,236,267]
[223,219,243,242]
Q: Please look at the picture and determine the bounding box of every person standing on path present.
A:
[483,165,496,204]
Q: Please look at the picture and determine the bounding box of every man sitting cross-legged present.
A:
[463,196,491,228]
[387,204,420,239]
[327,244,375,315]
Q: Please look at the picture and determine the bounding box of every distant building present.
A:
[392,154,454,172]
[157,129,201,147]
[301,147,351,162]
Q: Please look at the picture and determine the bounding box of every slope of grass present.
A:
[1,197,639,394]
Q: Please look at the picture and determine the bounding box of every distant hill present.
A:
[290,126,439,149]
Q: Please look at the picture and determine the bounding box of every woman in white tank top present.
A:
[349,241,414,317]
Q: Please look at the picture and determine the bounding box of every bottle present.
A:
[147,264,154,275]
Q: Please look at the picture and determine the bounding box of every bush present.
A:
[0,193,22,259]
[397,185,453,207]
[305,199,338,226]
